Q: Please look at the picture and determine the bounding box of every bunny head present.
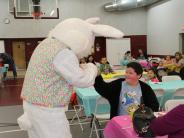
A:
[49,17,124,59]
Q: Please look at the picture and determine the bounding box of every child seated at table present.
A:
[99,57,113,74]
[79,57,87,64]
[120,51,133,66]
[146,68,160,82]
[163,55,173,66]
[156,60,168,79]
[157,60,166,70]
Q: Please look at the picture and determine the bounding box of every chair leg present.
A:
[95,119,103,138]
[89,117,94,138]
[90,114,94,128]
[94,119,100,138]
[90,116,100,138]
[70,105,83,123]
[72,105,84,131]
[159,97,164,111]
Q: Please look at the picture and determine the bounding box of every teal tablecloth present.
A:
[75,87,110,116]
[149,80,184,108]
[75,80,184,116]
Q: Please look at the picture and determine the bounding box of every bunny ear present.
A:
[91,24,124,38]
[85,17,100,24]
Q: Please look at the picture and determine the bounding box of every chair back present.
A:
[165,99,184,111]
[154,89,165,110]
[149,58,160,64]
[172,88,184,99]
[162,75,181,82]
[94,96,110,118]
[154,89,165,97]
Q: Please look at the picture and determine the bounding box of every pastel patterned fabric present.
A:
[21,38,73,108]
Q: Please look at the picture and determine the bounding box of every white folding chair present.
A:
[149,58,160,65]
[172,88,184,99]
[165,99,184,112]
[154,89,165,111]
[162,75,181,82]
[69,95,86,132]
[89,97,110,138]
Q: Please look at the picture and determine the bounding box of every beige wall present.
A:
[147,0,184,55]
[0,0,147,38]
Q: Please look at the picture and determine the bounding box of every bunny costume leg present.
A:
[19,101,72,138]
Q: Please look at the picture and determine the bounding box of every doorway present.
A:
[12,41,26,69]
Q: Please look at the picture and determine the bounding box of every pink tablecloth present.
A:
[104,115,167,138]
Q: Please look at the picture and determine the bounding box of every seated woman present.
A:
[94,62,159,119]
[150,104,184,138]
[146,68,160,82]
[86,55,96,65]
[168,52,184,75]
[163,55,173,66]
[99,57,113,74]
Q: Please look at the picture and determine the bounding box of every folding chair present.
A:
[171,88,184,99]
[165,99,184,112]
[149,58,160,68]
[89,97,110,138]
[154,89,165,111]
[162,75,181,82]
[69,95,86,132]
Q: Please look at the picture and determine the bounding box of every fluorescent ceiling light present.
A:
[121,0,128,4]
[50,10,55,16]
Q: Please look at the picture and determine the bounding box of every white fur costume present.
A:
[18,17,124,138]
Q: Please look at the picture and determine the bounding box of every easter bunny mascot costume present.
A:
[18,17,124,138]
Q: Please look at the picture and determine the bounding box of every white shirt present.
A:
[53,48,98,88]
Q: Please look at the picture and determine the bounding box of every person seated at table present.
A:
[94,62,159,119]
[120,51,133,66]
[99,57,113,74]
[136,49,148,60]
[86,55,96,65]
[0,53,17,79]
[156,60,168,79]
[146,68,160,82]
[168,52,184,76]
[79,57,87,64]
[157,60,165,70]
[150,104,184,138]
[163,55,173,66]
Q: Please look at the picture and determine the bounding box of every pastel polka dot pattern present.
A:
[21,38,73,108]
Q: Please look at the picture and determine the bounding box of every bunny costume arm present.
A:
[53,48,97,88]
